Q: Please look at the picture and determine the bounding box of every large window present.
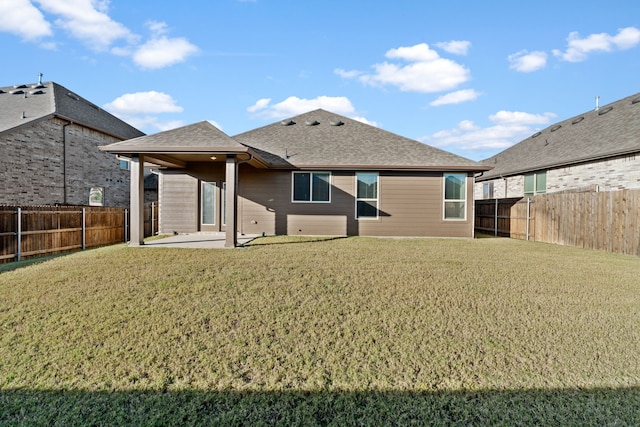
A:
[444,173,467,220]
[524,171,546,196]
[292,172,330,202]
[356,172,378,219]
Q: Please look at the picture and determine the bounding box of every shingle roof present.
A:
[0,81,143,140]
[102,120,246,151]
[479,92,640,181]
[234,109,488,171]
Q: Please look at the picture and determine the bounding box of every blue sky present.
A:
[2,0,639,161]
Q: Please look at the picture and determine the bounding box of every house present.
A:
[101,109,491,247]
[475,92,640,199]
[0,78,145,206]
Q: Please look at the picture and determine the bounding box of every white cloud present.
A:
[0,0,52,40]
[36,0,135,51]
[247,96,357,119]
[133,35,199,69]
[247,96,379,126]
[337,43,470,93]
[553,26,640,62]
[103,91,185,133]
[435,40,471,55]
[420,111,556,158]
[0,2,198,69]
[508,50,547,72]
[430,89,481,106]
[334,68,363,79]
[104,91,183,114]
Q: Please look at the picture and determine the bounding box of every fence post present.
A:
[494,198,498,236]
[82,207,86,250]
[124,208,129,243]
[16,207,21,262]
[526,198,531,241]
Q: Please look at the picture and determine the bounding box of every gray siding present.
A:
[159,172,199,233]
[159,166,475,238]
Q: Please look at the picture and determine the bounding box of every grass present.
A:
[1,236,639,425]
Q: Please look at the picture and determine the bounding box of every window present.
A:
[444,173,467,220]
[292,172,330,202]
[356,172,378,219]
[119,159,130,170]
[201,182,216,225]
[524,171,546,196]
[483,182,494,199]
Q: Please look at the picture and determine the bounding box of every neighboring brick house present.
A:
[475,92,640,199]
[0,79,145,206]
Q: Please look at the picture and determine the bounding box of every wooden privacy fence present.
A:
[475,189,640,256]
[0,202,158,263]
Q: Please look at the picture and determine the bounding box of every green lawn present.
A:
[1,236,639,426]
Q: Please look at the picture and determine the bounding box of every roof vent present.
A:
[280,120,295,126]
[305,120,320,126]
[329,119,344,126]
[597,106,613,116]
[571,116,584,125]
[32,84,46,89]
[632,96,640,105]
[13,84,27,89]
[531,131,542,138]
[0,90,5,94]
[10,90,25,95]
[29,90,45,95]
[550,125,561,132]
[67,92,80,101]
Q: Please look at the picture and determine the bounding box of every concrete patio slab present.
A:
[140,232,260,249]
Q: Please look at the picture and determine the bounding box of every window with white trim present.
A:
[524,171,546,196]
[356,172,378,219]
[444,173,467,220]
[292,172,331,202]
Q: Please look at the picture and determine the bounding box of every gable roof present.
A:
[0,81,144,140]
[479,92,640,181]
[234,109,488,171]
[100,120,267,168]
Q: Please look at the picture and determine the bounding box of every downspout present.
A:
[62,120,72,204]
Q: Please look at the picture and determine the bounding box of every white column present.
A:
[129,154,145,246]
[225,155,238,248]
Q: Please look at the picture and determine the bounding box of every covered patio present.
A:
[141,232,260,249]
[99,121,269,248]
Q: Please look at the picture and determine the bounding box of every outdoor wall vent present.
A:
[550,125,561,132]
[330,119,344,126]
[280,120,295,126]
[305,120,320,126]
[571,116,584,125]
[597,106,613,116]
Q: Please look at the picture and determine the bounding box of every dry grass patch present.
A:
[1,237,639,425]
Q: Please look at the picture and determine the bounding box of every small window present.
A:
[444,173,467,220]
[356,172,378,219]
[483,182,494,199]
[524,171,546,196]
[292,172,330,202]
[119,159,130,170]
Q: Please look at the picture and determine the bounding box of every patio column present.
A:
[225,155,238,248]
[129,154,145,246]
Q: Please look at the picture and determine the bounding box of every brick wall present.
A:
[474,153,640,200]
[0,117,130,206]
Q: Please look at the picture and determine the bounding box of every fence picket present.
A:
[476,189,640,256]
[0,203,158,263]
